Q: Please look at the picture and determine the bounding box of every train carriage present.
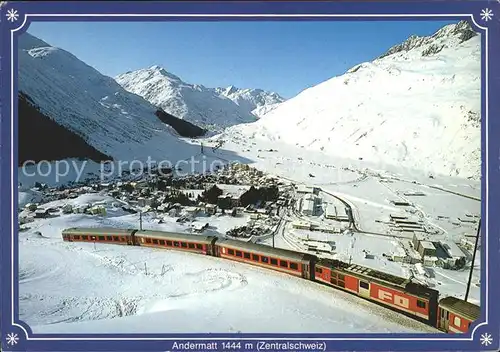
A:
[437,296,480,333]
[315,258,439,326]
[62,227,135,245]
[60,226,480,334]
[215,238,317,279]
[134,230,216,255]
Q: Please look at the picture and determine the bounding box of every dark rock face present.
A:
[378,20,478,59]
[421,44,446,57]
[18,92,113,166]
[154,108,207,138]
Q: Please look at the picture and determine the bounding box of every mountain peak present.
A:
[149,64,164,71]
[115,68,285,131]
[378,20,478,59]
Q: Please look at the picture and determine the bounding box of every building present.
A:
[292,221,311,230]
[417,240,437,258]
[307,241,331,254]
[89,205,106,216]
[34,209,50,218]
[184,206,199,217]
[169,208,180,217]
[24,203,37,211]
[422,256,439,266]
[440,241,467,268]
[412,232,426,249]
[205,204,217,215]
[301,197,316,216]
[296,185,320,195]
[62,204,73,214]
[193,223,209,233]
[324,205,349,222]
[460,237,477,251]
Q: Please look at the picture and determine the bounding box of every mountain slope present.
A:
[18,33,201,162]
[115,66,285,132]
[220,21,481,180]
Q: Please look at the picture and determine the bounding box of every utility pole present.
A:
[139,210,143,231]
[465,218,481,302]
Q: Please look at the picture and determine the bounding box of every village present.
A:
[18,161,477,278]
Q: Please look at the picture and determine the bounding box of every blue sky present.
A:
[26,20,457,98]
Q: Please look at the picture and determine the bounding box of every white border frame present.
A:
[9,12,488,342]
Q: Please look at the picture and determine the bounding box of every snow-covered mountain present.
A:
[18,33,199,162]
[115,66,285,132]
[220,21,481,180]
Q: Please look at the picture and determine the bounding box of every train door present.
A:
[358,280,370,298]
[303,264,310,279]
[439,307,450,332]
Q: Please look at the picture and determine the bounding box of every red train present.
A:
[62,227,480,333]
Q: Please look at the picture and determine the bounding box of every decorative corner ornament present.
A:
[480,332,493,347]
[5,332,19,346]
[5,8,18,22]
[480,8,494,22]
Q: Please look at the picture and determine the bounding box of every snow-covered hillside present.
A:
[221,21,481,180]
[115,66,284,132]
[18,33,198,162]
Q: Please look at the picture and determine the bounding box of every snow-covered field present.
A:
[19,194,438,334]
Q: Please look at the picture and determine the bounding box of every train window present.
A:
[174,242,180,247]
[446,311,449,319]
[261,256,269,263]
[107,236,112,241]
[330,277,337,285]
[359,281,369,289]
[315,267,323,274]
[73,235,80,240]
[280,260,288,268]
[454,316,461,327]
[338,280,345,288]
[338,274,345,281]
[252,254,260,261]
[416,300,426,309]
[228,249,235,255]
[152,239,158,245]
[146,238,152,244]
[196,244,203,250]
[188,243,195,249]
[167,240,172,246]
[244,252,251,259]
[270,258,278,265]
[181,242,187,248]
[290,262,298,270]
[441,309,445,318]
[113,236,119,241]
[235,251,242,257]
[98,236,105,241]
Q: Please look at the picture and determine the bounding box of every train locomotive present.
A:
[62,227,480,334]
